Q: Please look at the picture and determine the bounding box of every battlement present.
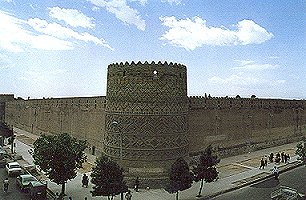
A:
[0,94,14,104]
[108,61,186,69]
[188,95,305,110]
[7,96,106,111]
[107,61,187,80]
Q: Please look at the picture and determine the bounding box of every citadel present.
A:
[0,61,305,187]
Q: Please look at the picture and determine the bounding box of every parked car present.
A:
[271,186,305,200]
[16,174,38,191]
[6,161,22,176]
[29,181,47,200]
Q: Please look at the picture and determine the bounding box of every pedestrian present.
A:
[125,190,132,200]
[82,174,89,188]
[271,166,279,180]
[54,192,60,200]
[275,153,281,164]
[134,177,139,192]
[84,198,88,200]
[284,154,288,163]
[281,152,285,162]
[269,152,274,163]
[264,156,268,166]
[259,158,265,169]
[69,197,73,200]
[3,177,9,193]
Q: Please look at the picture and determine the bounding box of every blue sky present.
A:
[0,0,305,99]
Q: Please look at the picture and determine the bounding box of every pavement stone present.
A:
[7,127,304,200]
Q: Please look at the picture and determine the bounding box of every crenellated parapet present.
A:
[188,96,305,111]
[106,61,187,114]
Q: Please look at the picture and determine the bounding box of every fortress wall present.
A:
[188,97,305,156]
[0,94,14,123]
[4,94,306,159]
[5,96,106,154]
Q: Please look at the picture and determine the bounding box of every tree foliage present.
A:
[33,133,87,195]
[192,145,220,197]
[296,142,306,163]
[91,156,128,200]
[165,157,193,200]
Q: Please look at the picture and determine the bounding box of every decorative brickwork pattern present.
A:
[104,61,189,169]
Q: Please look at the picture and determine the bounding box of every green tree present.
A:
[296,141,306,163]
[192,145,220,197]
[90,156,128,200]
[165,157,193,200]
[33,133,87,196]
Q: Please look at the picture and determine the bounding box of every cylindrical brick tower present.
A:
[103,61,189,187]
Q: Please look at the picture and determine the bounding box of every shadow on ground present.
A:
[251,178,280,188]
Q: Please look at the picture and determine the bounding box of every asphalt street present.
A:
[212,165,306,200]
[0,167,30,200]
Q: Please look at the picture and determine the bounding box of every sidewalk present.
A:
[11,127,303,200]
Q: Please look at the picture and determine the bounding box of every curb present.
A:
[199,161,304,200]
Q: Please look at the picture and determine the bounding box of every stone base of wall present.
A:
[190,135,304,158]
[124,174,169,189]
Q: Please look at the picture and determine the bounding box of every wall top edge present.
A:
[188,96,305,102]
[108,61,186,68]
[12,96,106,101]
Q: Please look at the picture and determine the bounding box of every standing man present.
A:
[259,158,265,169]
[125,190,132,200]
[134,177,139,192]
[82,174,89,188]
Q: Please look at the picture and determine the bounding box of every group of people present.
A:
[269,152,290,164]
[260,151,291,169]
[258,151,291,181]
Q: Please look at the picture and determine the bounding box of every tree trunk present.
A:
[61,182,66,196]
[197,179,204,197]
[176,191,179,200]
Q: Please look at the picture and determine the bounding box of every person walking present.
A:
[134,177,139,192]
[54,192,60,200]
[82,174,89,188]
[259,158,265,169]
[271,166,279,180]
[125,190,132,200]
[269,152,274,163]
[3,177,9,193]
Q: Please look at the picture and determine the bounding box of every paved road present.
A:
[212,165,306,200]
[0,167,30,200]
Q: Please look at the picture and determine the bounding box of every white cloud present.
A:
[161,0,182,5]
[0,10,113,52]
[27,18,113,50]
[0,53,14,69]
[1,0,14,3]
[160,16,273,50]
[130,0,148,6]
[233,60,278,71]
[209,74,262,86]
[88,0,146,31]
[92,6,100,11]
[0,10,73,52]
[49,7,95,28]
[209,73,285,88]
[235,20,274,45]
